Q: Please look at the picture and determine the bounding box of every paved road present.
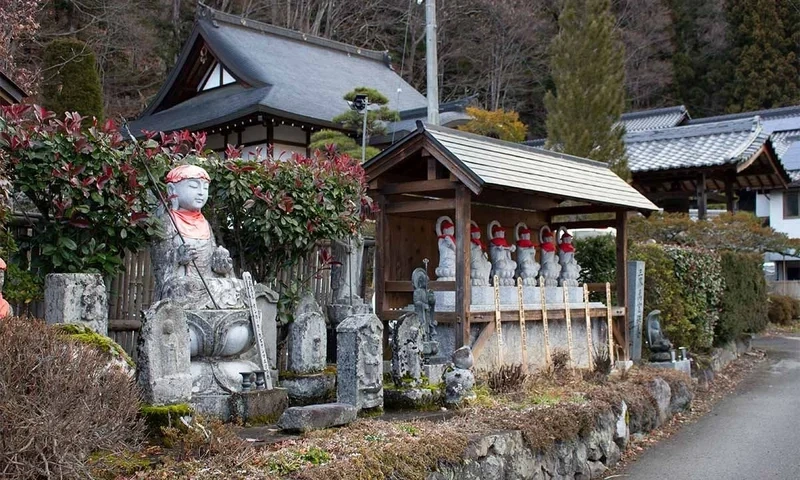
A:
[616,334,800,480]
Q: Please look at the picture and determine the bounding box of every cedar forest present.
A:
[2,0,800,136]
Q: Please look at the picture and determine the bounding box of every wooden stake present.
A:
[606,282,615,365]
[539,277,551,366]
[563,286,574,368]
[493,276,504,366]
[517,277,528,373]
[583,283,594,371]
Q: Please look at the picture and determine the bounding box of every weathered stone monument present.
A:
[514,222,540,286]
[0,258,12,318]
[282,294,335,405]
[138,165,286,419]
[627,261,646,361]
[44,273,108,336]
[557,228,581,287]
[435,216,456,281]
[137,299,192,405]
[539,226,561,287]
[488,221,517,286]
[444,346,476,406]
[336,312,383,412]
[646,310,690,374]
[391,312,424,387]
[326,235,371,362]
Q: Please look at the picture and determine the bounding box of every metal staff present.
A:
[121,120,220,309]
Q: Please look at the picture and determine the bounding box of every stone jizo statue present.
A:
[435,216,456,281]
[514,223,540,286]
[539,226,561,287]
[646,310,673,362]
[151,164,243,310]
[469,221,491,286]
[488,221,517,286]
[412,267,438,356]
[0,258,11,318]
[557,228,581,287]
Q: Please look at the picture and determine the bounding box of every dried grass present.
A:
[0,316,143,479]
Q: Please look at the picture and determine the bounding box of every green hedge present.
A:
[718,252,768,342]
[576,236,767,351]
[767,294,798,326]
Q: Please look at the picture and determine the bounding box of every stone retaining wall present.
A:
[428,376,693,480]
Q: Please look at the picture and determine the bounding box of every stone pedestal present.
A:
[281,372,336,406]
[228,388,289,424]
[384,387,442,409]
[336,313,383,412]
[277,403,357,432]
[649,359,691,375]
[44,273,108,336]
[422,363,447,386]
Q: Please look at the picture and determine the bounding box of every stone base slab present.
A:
[422,363,447,386]
[649,359,691,375]
[191,388,289,422]
[277,403,357,432]
[384,387,441,410]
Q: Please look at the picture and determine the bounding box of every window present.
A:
[198,62,235,92]
[785,191,800,218]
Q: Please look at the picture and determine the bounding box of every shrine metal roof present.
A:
[366,124,659,212]
[625,116,771,172]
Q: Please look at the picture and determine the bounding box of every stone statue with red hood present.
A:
[557,227,581,287]
[435,216,456,281]
[487,221,517,286]
[514,223,540,286]
[469,221,491,286]
[539,226,562,287]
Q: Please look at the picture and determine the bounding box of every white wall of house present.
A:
[204,123,309,157]
[756,190,800,238]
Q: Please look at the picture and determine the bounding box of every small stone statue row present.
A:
[434,216,581,287]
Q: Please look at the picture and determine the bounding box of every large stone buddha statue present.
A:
[150,165,245,310]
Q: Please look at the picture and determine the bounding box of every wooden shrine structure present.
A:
[364,123,659,365]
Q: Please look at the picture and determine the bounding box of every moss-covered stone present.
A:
[139,403,193,433]
[56,324,135,368]
[88,450,152,479]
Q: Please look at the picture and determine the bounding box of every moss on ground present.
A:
[56,324,135,368]
[139,403,193,433]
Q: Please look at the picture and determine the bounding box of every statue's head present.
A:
[166,165,211,211]
[561,231,573,244]
[412,268,429,289]
[491,224,506,239]
[442,220,454,236]
[470,224,481,239]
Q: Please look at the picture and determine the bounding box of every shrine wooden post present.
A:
[455,184,471,348]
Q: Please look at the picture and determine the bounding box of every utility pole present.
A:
[425,0,440,126]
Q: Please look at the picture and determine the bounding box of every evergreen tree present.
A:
[725,0,800,113]
[310,87,397,161]
[42,38,104,120]
[544,0,629,180]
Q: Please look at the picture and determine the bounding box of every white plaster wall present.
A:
[765,190,800,238]
[756,192,770,217]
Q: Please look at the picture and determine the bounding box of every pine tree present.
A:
[41,38,104,120]
[726,0,800,113]
[544,0,629,180]
[458,107,528,142]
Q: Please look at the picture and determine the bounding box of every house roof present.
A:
[0,70,27,105]
[620,105,689,132]
[688,104,800,125]
[625,116,770,172]
[365,123,658,212]
[129,4,427,135]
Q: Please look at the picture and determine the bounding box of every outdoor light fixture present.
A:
[350,93,369,113]
[347,94,370,164]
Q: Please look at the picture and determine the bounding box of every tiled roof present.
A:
[625,116,769,172]
[367,124,658,211]
[620,105,689,132]
[130,4,427,134]
[689,104,800,125]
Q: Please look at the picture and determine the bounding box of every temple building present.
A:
[128,4,469,155]
[0,70,26,106]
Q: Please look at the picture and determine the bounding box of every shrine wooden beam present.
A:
[547,205,627,217]
[469,307,625,323]
[696,173,708,220]
[385,198,456,214]
[365,134,426,180]
[555,219,616,230]
[379,179,457,195]
[455,185,472,348]
[615,211,629,360]
[476,188,561,212]
[375,194,389,352]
